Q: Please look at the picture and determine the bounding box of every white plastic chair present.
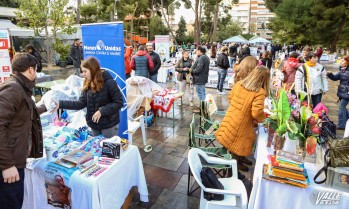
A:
[127,115,146,146]
[188,148,248,209]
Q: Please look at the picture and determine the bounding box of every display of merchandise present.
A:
[262,150,310,188]
[102,142,120,159]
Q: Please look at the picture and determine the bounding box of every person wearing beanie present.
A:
[327,55,349,129]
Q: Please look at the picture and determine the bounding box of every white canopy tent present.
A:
[0,19,35,37]
[248,37,271,44]
[223,35,248,43]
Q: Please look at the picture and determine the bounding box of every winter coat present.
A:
[211,45,217,58]
[295,63,329,95]
[131,50,154,78]
[217,53,230,70]
[215,82,265,156]
[282,58,301,89]
[191,54,210,85]
[0,73,46,171]
[229,45,237,58]
[70,44,82,68]
[327,66,349,99]
[148,51,161,76]
[124,47,133,75]
[60,70,123,130]
[175,57,193,81]
[31,51,42,72]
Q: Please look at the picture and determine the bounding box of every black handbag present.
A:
[200,167,224,201]
[314,138,349,184]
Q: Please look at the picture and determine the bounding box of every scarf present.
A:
[306,61,316,67]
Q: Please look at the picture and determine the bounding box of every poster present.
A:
[155,35,170,63]
[44,162,77,209]
[0,29,12,83]
[81,22,128,139]
[205,67,234,90]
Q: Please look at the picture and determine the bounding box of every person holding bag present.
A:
[326,55,349,130]
[175,50,194,106]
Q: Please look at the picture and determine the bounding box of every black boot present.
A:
[240,156,253,165]
[238,171,246,180]
[238,163,249,172]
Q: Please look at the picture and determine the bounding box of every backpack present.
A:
[200,167,224,201]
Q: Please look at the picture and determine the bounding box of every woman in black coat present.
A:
[26,44,42,72]
[55,57,123,137]
[327,55,349,129]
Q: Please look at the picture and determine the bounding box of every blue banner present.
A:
[81,22,128,139]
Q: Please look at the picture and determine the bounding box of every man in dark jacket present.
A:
[146,43,161,83]
[191,46,210,111]
[0,53,51,209]
[228,42,237,68]
[70,38,82,76]
[217,46,230,94]
[131,45,154,78]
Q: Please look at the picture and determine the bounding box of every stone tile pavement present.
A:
[41,61,344,209]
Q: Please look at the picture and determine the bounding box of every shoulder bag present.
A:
[314,138,349,184]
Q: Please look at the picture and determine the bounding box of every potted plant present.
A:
[53,38,70,68]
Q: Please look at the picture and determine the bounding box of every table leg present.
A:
[172,102,175,128]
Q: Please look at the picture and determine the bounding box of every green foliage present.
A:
[53,39,70,61]
[176,16,187,44]
[148,16,170,40]
[265,0,282,12]
[217,21,243,41]
[276,90,291,134]
[0,0,20,7]
[241,34,254,40]
[269,0,349,51]
[80,3,98,23]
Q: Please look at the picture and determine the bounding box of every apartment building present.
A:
[250,0,274,40]
[230,0,251,34]
[230,0,274,40]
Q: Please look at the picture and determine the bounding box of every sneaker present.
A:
[218,91,226,95]
[177,102,181,106]
[190,102,194,107]
[216,89,220,93]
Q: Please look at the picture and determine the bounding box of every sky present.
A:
[174,2,195,23]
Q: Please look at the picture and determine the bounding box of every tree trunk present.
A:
[44,24,52,68]
[76,0,81,24]
[130,3,138,47]
[330,16,346,53]
[212,0,219,42]
[198,0,203,44]
[160,0,177,45]
[194,0,199,44]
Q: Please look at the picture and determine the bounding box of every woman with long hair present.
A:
[234,56,258,84]
[175,50,194,106]
[55,57,123,137]
[327,55,349,129]
[215,66,270,175]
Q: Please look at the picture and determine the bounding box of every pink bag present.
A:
[313,102,328,117]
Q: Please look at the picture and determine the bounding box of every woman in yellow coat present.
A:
[215,66,270,171]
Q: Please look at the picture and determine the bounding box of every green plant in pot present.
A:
[53,38,70,68]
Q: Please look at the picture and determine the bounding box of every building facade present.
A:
[230,0,274,40]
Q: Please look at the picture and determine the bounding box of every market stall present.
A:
[250,125,349,209]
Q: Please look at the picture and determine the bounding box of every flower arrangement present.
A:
[264,86,321,156]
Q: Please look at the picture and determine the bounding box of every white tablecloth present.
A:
[158,65,176,83]
[250,126,349,209]
[22,145,148,209]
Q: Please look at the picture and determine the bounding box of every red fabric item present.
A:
[124,47,133,74]
[130,50,154,71]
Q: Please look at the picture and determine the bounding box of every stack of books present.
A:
[262,150,310,188]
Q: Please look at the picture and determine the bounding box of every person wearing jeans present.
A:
[327,55,349,129]
[216,46,230,94]
[175,50,194,106]
[191,46,210,112]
